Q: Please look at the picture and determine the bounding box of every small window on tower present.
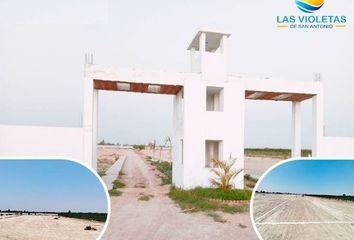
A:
[206,87,224,111]
[205,140,223,168]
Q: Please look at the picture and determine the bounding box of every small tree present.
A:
[209,156,243,191]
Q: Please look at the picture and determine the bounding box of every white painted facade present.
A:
[1,29,354,189]
[319,137,354,157]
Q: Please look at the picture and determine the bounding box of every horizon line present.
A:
[255,191,353,197]
[0,209,107,214]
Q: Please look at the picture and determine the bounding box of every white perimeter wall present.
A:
[0,125,86,165]
[319,136,354,157]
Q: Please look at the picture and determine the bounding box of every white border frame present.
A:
[0,157,112,240]
[250,157,354,240]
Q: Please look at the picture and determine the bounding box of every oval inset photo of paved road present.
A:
[0,159,110,240]
[251,159,354,240]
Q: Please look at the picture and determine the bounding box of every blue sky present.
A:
[257,160,354,195]
[0,160,108,212]
[0,0,353,147]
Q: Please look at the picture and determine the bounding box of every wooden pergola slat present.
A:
[93,80,182,95]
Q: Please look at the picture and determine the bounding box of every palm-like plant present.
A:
[209,156,243,191]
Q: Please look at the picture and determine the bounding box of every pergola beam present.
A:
[93,80,182,95]
[245,90,314,102]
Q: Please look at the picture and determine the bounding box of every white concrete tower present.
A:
[188,30,230,80]
[172,30,245,189]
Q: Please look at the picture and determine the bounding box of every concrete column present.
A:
[312,93,324,156]
[172,91,184,187]
[199,32,206,73]
[83,65,97,169]
[190,47,196,72]
[220,35,228,54]
[291,102,301,158]
[199,32,206,52]
[92,89,99,170]
[83,77,94,167]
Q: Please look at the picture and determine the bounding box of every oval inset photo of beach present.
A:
[0,159,110,240]
[251,159,354,240]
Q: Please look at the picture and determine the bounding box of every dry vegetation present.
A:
[97,148,120,176]
[245,148,312,158]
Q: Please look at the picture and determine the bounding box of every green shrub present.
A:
[168,186,250,214]
[148,160,172,185]
[109,179,125,197]
[112,179,125,189]
[109,189,122,196]
[133,144,145,150]
[187,187,252,201]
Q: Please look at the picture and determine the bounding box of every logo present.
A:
[276,0,347,30]
[295,0,325,13]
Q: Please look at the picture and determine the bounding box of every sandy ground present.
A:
[0,215,104,240]
[101,149,257,240]
[97,146,120,173]
[253,193,354,240]
[97,146,283,179]
[140,149,172,162]
[97,147,171,174]
[244,157,285,179]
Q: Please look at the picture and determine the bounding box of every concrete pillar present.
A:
[291,102,301,158]
[190,47,196,72]
[172,90,184,187]
[199,32,206,52]
[92,89,99,170]
[220,35,228,54]
[83,78,93,168]
[199,32,206,73]
[83,65,97,169]
[312,93,324,156]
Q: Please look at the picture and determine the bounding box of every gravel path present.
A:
[102,149,257,240]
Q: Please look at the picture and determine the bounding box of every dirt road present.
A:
[102,149,257,240]
[253,194,354,240]
[0,215,103,240]
[97,147,284,179]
